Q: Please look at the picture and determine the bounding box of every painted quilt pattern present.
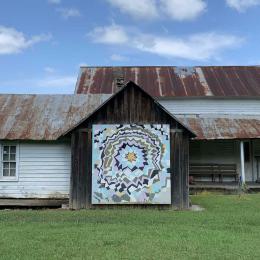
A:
[92,124,171,204]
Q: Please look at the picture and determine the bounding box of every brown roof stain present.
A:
[75,66,260,97]
[0,94,259,140]
[0,94,111,140]
[177,114,260,140]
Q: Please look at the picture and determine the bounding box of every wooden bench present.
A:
[190,164,238,182]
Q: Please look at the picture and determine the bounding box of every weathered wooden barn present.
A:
[0,80,194,209]
[0,66,260,207]
[67,82,195,209]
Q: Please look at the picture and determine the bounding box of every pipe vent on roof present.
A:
[113,68,125,88]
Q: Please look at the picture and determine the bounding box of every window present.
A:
[1,144,19,180]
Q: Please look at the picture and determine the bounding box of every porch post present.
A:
[240,140,246,184]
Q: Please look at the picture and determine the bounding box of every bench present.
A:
[190,164,238,183]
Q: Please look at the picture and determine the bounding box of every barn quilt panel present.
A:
[92,124,171,204]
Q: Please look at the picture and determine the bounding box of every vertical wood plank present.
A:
[70,131,79,209]
[69,132,75,209]
[123,89,128,123]
[85,128,92,208]
[182,134,190,209]
[80,132,88,208]
[171,131,181,208]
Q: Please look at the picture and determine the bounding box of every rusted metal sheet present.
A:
[75,66,260,97]
[0,94,110,140]
[1,94,260,140]
[177,114,260,140]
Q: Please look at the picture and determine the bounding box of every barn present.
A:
[0,81,194,209]
[0,66,260,208]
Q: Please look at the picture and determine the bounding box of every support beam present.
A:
[240,141,246,184]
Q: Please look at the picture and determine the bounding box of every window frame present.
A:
[0,143,20,182]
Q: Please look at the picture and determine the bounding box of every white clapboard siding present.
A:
[0,142,71,199]
[159,99,260,115]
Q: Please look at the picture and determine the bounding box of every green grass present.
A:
[1,194,260,259]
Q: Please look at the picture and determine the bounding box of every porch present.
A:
[189,139,260,190]
[190,181,260,194]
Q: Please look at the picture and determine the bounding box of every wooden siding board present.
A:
[70,83,191,209]
[70,132,78,209]
[79,132,85,208]
[0,142,71,199]
[159,99,260,115]
[86,129,92,207]
[172,132,181,207]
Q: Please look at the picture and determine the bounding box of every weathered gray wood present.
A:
[183,134,190,208]
[171,132,181,208]
[69,132,76,209]
[69,82,192,209]
[86,129,92,208]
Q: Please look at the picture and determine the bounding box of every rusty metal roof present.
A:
[75,66,260,97]
[0,94,260,140]
[177,114,260,140]
[0,94,110,140]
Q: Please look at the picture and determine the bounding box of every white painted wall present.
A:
[0,142,71,199]
[159,99,260,115]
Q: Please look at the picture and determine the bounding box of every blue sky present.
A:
[0,0,260,94]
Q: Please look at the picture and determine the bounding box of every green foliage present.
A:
[1,194,260,259]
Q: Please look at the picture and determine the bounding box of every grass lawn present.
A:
[1,194,260,259]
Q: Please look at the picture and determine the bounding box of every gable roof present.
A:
[75,66,260,97]
[63,81,196,137]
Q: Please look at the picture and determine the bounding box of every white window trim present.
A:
[0,143,20,182]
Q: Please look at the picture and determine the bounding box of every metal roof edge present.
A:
[157,96,260,100]
[79,65,260,68]
[74,67,85,94]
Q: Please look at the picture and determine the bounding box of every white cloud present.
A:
[88,24,128,44]
[226,0,260,11]
[160,0,207,21]
[110,54,128,61]
[57,8,81,19]
[88,24,244,61]
[106,0,206,20]
[133,32,243,61]
[0,26,51,55]
[106,0,158,19]
[0,75,76,94]
[48,0,61,4]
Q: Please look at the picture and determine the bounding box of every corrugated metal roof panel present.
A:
[0,94,260,140]
[75,66,260,97]
[177,114,260,140]
[0,94,111,140]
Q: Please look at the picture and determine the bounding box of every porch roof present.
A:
[177,114,260,140]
